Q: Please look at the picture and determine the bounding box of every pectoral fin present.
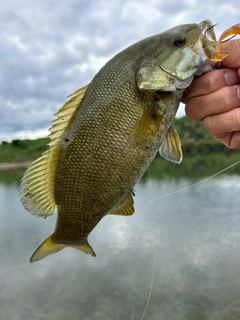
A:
[30,234,65,263]
[110,190,135,216]
[159,126,182,163]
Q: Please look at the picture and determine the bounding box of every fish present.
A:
[20,19,219,262]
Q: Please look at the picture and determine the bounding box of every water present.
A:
[1,153,240,320]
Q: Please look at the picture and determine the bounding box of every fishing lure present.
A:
[211,23,240,61]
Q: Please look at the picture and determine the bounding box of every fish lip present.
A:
[193,20,218,72]
[199,20,216,42]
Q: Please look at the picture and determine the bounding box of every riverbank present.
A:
[0,117,239,170]
[0,160,32,170]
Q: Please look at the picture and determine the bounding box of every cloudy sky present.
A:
[1,0,240,141]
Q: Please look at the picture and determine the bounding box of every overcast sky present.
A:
[1,0,240,141]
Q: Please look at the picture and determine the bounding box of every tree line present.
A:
[0,116,238,163]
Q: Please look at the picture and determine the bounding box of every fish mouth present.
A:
[194,20,218,72]
[199,20,217,48]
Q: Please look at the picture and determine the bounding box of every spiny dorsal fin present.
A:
[110,189,135,216]
[20,84,89,218]
[49,84,89,147]
[159,125,182,163]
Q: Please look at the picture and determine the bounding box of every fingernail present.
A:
[224,70,238,85]
[236,85,240,99]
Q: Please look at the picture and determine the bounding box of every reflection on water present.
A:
[1,153,240,320]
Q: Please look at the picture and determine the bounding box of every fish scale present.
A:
[20,20,220,262]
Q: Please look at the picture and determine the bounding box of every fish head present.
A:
[137,19,217,92]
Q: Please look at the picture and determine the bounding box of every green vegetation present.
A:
[142,151,240,182]
[0,169,25,184]
[0,116,239,164]
[1,116,240,183]
[173,116,229,153]
[0,137,50,163]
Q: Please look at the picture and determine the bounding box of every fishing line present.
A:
[139,158,240,317]
[234,37,240,51]
[202,32,239,53]
[131,305,135,320]
[147,159,240,203]
[140,167,156,320]
[125,207,137,320]
[203,23,218,40]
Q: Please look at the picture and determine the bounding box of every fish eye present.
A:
[172,34,186,47]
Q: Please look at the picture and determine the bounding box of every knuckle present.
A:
[203,116,214,133]
[207,70,224,92]
[232,108,240,130]
[185,98,203,121]
[221,86,236,109]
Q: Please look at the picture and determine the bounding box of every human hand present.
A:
[182,40,240,148]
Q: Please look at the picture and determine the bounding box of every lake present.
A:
[1,152,240,320]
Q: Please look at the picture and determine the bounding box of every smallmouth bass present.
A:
[20,20,218,262]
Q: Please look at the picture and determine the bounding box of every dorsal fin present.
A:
[49,84,89,147]
[20,84,89,218]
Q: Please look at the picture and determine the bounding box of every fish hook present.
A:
[211,23,240,61]
[203,23,218,40]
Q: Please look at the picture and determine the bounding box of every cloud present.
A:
[1,0,240,141]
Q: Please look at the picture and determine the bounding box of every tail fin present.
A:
[30,233,96,263]
[30,234,65,262]
[71,242,96,257]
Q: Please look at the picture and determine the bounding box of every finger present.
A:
[185,85,240,121]
[182,68,238,103]
[221,39,240,69]
[203,108,240,148]
[227,131,240,148]
[229,131,240,148]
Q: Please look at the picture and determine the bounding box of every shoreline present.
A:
[0,160,32,170]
